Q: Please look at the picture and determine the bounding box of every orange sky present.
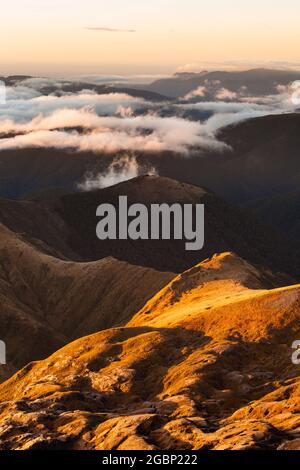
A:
[1,0,300,75]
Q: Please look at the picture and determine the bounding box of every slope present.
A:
[0,224,173,379]
[0,175,298,277]
[0,253,299,450]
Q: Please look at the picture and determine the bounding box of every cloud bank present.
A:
[179,80,300,131]
[0,77,299,157]
[0,80,230,154]
[0,88,149,122]
[0,109,229,154]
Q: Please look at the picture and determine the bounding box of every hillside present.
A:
[0,113,300,210]
[0,253,299,450]
[0,224,173,379]
[249,188,300,242]
[0,176,298,277]
[147,113,300,204]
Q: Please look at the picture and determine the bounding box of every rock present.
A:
[278,438,300,450]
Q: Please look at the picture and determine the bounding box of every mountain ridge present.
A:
[146,68,300,97]
[0,175,298,277]
[0,252,299,450]
[0,223,173,380]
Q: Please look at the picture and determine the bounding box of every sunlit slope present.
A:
[0,253,300,449]
[129,252,300,341]
[0,223,173,378]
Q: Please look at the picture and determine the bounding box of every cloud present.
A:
[182,100,264,112]
[179,101,274,133]
[0,89,149,122]
[5,85,41,101]
[0,81,6,105]
[116,105,134,117]
[19,77,68,90]
[215,88,238,101]
[0,108,229,154]
[85,27,136,33]
[289,80,300,105]
[1,76,299,158]
[183,86,207,100]
[78,155,157,191]
[22,74,169,87]
[204,110,270,133]
[178,80,300,132]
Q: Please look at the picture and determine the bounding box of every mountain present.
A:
[249,188,300,242]
[0,175,298,382]
[1,113,300,208]
[0,253,299,450]
[0,176,298,277]
[146,68,300,98]
[144,112,300,205]
[214,112,300,203]
[4,69,300,101]
[54,175,300,277]
[0,223,173,379]
[42,82,169,102]
[0,75,169,102]
[0,147,100,199]
[0,75,32,86]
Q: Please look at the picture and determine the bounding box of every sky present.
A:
[1,0,300,76]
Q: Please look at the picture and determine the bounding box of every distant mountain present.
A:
[6,69,300,101]
[0,252,299,450]
[141,113,300,205]
[1,112,299,207]
[47,82,170,102]
[0,75,169,102]
[0,75,32,86]
[146,68,300,98]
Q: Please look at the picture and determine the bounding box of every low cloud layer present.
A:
[0,88,149,122]
[179,80,300,131]
[0,109,229,154]
[0,79,230,154]
[0,77,299,157]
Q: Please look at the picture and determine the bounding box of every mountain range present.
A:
[145,68,300,98]
[1,111,299,246]
[0,250,299,450]
[0,175,298,381]
[0,69,300,451]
